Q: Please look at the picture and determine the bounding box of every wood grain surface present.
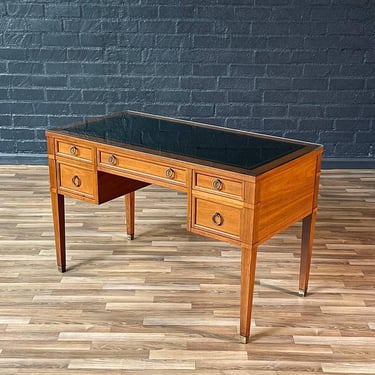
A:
[0,165,374,374]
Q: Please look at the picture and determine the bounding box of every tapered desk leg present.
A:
[125,191,135,240]
[240,245,258,343]
[299,209,317,297]
[50,192,66,273]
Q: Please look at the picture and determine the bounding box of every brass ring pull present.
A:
[70,145,78,156]
[211,212,223,226]
[108,154,117,165]
[71,175,81,187]
[165,167,175,179]
[212,178,223,191]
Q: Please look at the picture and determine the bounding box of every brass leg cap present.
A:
[239,335,249,344]
[299,289,307,297]
[58,265,66,273]
[127,234,134,240]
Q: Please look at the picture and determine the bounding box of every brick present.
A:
[0,140,16,153]
[255,51,291,64]
[43,33,79,47]
[140,20,176,33]
[192,91,226,104]
[264,91,298,103]
[320,131,354,143]
[326,106,362,118]
[256,78,291,90]
[291,51,327,63]
[46,5,81,18]
[328,49,364,63]
[46,63,82,75]
[34,103,70,115]
[142,77,179,90]
[330,78,365,90]
[8,88,44,101]
[63,20,101,33]
[121,63,152,76]
[7,4,43,17]
[17,141,47,153]
[230,64,265,77]
[303,64,340,77]
[228,91,262,104]
[193,35,230,49]
[177,21,213,34]
[68,48,103,61]
[181,77,217,90]
[119,34,155,48]
[83,63,118,75]
[69,76,106,89]
[226,118,263,131]
[216,104,252,117]
[156,63,192,76]
[102,20,138,33]
[0,48,27,60]
[82,90,118,103]
[252,22,289,36]
[336,120,371,131]
[8,62,43,74]
[159,6,195,18]
[193,64,227,76]
[156,90,190,103]
[253,105,287,117]
[218,77,254,90]
[26,19,62,32]
[267,36,304,49]
[156,35,191,48]
[47,89,82,102]
[264,119,297,130]
[4,32,42,47]
[292,78,328,90]
[231,36,267,49]
[289,105,325,117]
[28,48,66,62]
[299,119,333,131]
[14,115,48,128]
[179,105,214,117]
[327,22,363,35]
[356,131,375,143]
[80,33,118,47]
[1,128,35,140]
[196,6,235,20]
[31,76,68,88]
[267,64,303,77]
[71,104,106,116]
[0,115,12,127]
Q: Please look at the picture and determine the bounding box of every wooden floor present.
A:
[0,166,374,375]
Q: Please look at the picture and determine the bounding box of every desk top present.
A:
[48,111,322,175]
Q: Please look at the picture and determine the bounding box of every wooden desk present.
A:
[46,111,323,343]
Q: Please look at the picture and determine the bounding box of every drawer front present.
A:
[193,197,241,238]
[57,140,93,162]
[58,163,95,197]
[194,172,243,199]
[99,151,186,186]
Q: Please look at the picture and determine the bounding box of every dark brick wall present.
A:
[0,0,374,161]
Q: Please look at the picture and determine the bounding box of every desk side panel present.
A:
[253,150,322,245]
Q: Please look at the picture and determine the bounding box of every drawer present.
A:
[57,140,93,162]
[194,172,243,200]
[193,197,241,239]
[99,150,186,186]
[58,163,95,198]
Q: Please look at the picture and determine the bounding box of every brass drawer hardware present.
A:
[70,145,78,156]
[211,212,223,226]
[212,178,223,191]
[165,167,175,179]
[108,154,117,165]
[71,175,81,187]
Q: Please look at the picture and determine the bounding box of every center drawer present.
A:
[99,150,187,187]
